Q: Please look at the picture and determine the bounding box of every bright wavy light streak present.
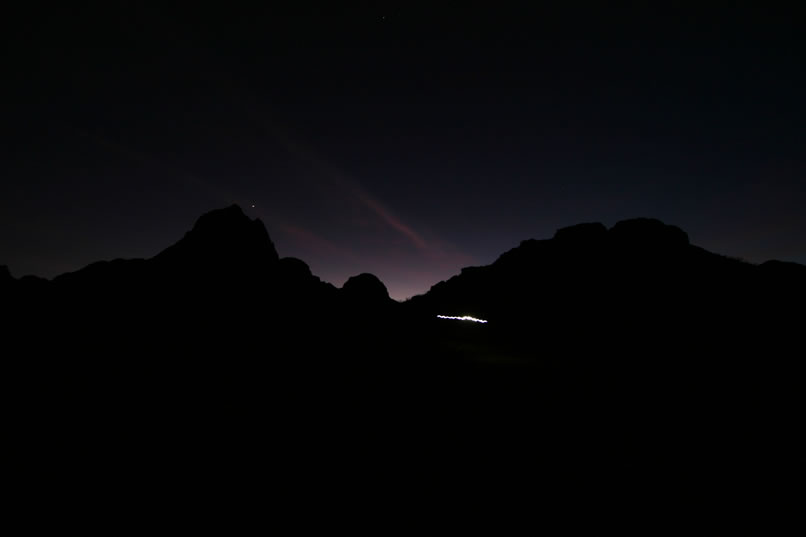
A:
[436,315,488,324]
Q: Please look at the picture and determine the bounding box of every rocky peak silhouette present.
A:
[154,204,279,270]
[342,273,393,306]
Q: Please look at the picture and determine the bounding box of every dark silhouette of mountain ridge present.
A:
[3,206,804,528]
[408,216,800,325]
[153,204,279,272]
[49,205,279,292]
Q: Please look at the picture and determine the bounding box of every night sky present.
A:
[2,4,804,300]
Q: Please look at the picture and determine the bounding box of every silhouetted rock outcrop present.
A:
[279,257,313,280]
[153,204,278,282]
[759,259,806,278]
[553,222,608,244]
[342,273,393,307]
[277,257,339,308]
[47,205,280,300]
[609,217,689,250]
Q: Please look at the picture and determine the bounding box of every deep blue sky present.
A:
[2,4,804,299]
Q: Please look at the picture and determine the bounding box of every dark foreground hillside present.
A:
[3,206,804,531]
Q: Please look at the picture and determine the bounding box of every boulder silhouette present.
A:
[279,257,313,280]
[342,273,392,307]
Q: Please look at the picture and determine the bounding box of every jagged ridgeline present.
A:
[3,204,805,367]
[3,205,804,519]
[4,204,804,365]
